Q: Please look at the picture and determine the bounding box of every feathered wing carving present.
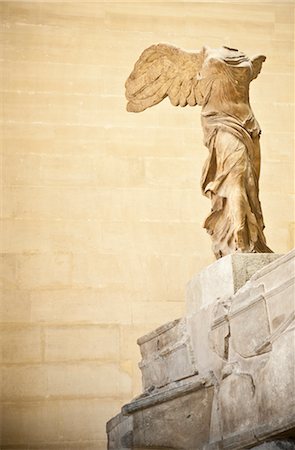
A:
[125,43,204,112]
[250,54,266,81]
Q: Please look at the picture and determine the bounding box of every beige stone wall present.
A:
[0,2,294,449]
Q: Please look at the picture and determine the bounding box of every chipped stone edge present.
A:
[106,412,126,434]
[122,376,213,415]
[250,250,294,282]
[137,318,181,345]
[211,275,295,329]
[208,413,295,450]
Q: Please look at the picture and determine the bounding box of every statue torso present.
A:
[196,47,257,127]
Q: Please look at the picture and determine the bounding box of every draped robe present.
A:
[197,50,272,258]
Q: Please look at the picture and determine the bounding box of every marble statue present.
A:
[125,44,273,258]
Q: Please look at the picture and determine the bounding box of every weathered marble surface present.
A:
[107,250,295,450]
[107,413,133,450]
[125,44,273,258]
[186,252,280,313]
[137,318,197,391]
[250,441,295,449]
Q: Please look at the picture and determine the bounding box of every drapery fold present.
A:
[200,111,272,258]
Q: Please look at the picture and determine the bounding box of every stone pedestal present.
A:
[107,250,295,450]
[186,253,280,314]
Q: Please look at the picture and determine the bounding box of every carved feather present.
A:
[250,55,266,81]
[125,43,203,112]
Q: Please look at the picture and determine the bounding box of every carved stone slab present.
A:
[137,318,197,390]
[186,253,280,313]
[107,249,295,450]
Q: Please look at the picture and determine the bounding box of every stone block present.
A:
[228,250,295,357]
[188,304,224,377]
[209,319,230,361]
[44,326,120,361]
[145,157,201,188]
[1,366,47,400]
[1,399,121,445]
[131,302,184,325]
[2,185,133,221]
[186,253,280,314]
[137,319,197,390]
[0,327,42,363]
[138,319,182,360]
[129,187,197,224]
[107,413,133,450]
[0,254,17,289]
[1,401,60,445]
[30,290,132,325]
[19,153,144,189]
[130,383,214,450]
[60,399,122,442]
[17,253,72,289]
[1,219,54,254]
[3,153,41,186]
[2,362,132,400]
[212,281,294,447]
[255,328,295,427]
[71,253,125,288]
[126,222,211,256]
[249,249,295,294]
[140,254,203,303]
[47,363,132,399]
[218,372,258,441]
[119,325,152,361]
[0,289,31,323]
[266,277,294,333]
[229,296,271,358]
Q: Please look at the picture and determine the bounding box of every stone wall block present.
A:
[0,289,31,323]
[1,363,133,401]
[188,305,224,377]
[209,297,231,361]
[255,328,295,429]
[138,319,181,360]
[162,341,197,385]
[107,413,133,450]
[137,319,197,390]
[44,326,120,362]
[219,372,258,441]
[229,297,271,358]
[250,250,295,294]
[139,357,168,391]
[209,321,230,361]
[1,327,42,363]
[2,399,121,446]
[132,387,214,450]
[265,278,295,334]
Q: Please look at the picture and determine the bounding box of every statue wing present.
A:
[250,54,266,81]
[125,43,203,112]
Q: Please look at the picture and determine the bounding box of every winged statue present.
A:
[125,44,273,258]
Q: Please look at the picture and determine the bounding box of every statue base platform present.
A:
[107,250,295,450]
[186,252,280,313]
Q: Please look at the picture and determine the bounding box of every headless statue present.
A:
[125,44,273,258]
